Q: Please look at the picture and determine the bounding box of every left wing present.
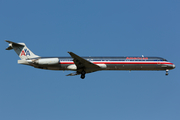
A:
[67,52,100,75]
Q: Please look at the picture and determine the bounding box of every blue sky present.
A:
[0,0,180,120]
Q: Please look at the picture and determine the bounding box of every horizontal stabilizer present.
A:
[5,40,24,46]
[6,46,13,50]
[5,40,25,50]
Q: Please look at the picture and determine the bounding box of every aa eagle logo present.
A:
[21,49,30,56]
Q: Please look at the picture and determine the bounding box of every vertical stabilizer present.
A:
[5,40,39,59]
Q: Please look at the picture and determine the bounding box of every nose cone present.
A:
[166,63,175,70]
[173,64,176,69]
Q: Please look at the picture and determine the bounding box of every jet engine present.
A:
[34,58,59,65]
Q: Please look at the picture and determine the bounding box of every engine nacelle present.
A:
[35,58,59,65]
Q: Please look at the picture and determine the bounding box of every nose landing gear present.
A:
[165,69,169,76]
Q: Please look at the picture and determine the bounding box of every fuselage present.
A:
[27,56,175,71]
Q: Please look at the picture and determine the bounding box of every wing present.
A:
[67,52,100,75]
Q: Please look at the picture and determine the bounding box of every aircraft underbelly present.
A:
[106,64,166,70]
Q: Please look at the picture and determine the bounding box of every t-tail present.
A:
[5,40,39,59]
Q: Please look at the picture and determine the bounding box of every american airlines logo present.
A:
[21,49,30,56]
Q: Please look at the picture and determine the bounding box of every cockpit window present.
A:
[163,59,167,61]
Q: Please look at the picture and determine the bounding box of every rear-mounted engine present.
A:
[34,58,59,65]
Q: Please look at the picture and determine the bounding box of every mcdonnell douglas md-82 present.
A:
[6,40,175,79]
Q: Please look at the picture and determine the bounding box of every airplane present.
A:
[5,40,175,79]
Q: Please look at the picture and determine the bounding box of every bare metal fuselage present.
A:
[22,57,175,72]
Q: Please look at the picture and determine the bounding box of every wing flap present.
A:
[66,72,80,76]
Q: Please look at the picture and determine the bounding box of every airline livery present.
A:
[6,40,175,79]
